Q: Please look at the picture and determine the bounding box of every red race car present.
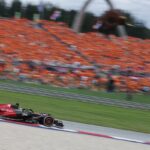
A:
[0,103,64,128]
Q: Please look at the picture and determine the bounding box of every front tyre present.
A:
[54,120,64,128]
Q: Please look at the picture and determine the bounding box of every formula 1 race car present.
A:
[0,103,64,128]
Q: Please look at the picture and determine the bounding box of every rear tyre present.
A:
[43,116,54,127]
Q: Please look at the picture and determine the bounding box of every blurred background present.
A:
[0,0,150,96]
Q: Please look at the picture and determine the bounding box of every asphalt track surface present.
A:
[63,120,150,143]
[0,121,150,150]
[0,82,150,110]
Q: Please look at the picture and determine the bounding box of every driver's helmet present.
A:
[12,103,19,109]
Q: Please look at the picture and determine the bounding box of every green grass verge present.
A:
[0,89,150,133]
[0,79,150,104]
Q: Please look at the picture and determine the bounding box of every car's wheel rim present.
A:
[44,117,54,127]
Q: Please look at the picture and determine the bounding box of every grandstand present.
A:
[0,18,150,92]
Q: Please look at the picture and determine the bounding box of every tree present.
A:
[9,0,22,17]
[68,10,77,27]
[43,6,58,20]
[0,0,6,17]
[0,0,149,39]
[121,11,150,39]
[25,4,38,20]
[81,12,97,32]
[72,0,93,32]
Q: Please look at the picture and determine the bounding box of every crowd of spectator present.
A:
[0,18,150,93]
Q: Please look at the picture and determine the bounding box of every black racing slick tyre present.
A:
[43,116,54,127]
[54,120,64,128]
